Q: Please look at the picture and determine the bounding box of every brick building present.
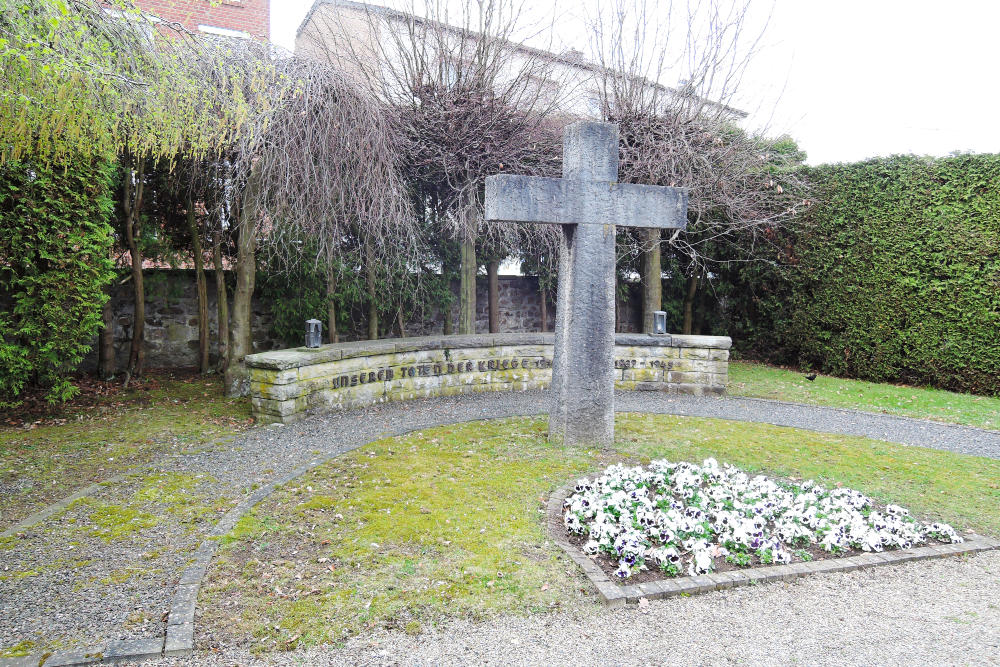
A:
[132,0,270,40]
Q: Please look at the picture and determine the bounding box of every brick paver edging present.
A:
[545,482,1000,608]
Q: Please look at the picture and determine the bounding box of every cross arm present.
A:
[484,174,688,229]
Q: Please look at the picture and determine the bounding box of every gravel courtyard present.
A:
[3,391,999,666]
[150,548,1000,666]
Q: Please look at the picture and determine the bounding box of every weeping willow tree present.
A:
[221,51,419,395]
[299,0,563,335]
[0,0,270,398]
[1,1,418,400]
[0,0,258,165]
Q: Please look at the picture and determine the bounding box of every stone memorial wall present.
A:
[247,332,731,424]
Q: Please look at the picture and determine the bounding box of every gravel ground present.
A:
[2,391,999,657]
[627,394,1000,459]
[146,550,1000,666]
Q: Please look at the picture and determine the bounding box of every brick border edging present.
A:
[545,481,1000,608]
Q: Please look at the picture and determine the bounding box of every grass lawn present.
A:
[0,371,251,532]
[199,415,1000,653]
[729,362,1000,431]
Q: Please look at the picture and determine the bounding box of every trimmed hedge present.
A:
[0,159,115,404]
[735,154,1000,396]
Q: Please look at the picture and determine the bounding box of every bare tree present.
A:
[591,0,804,334]
[212,43,417,395]
[300,0,564,334]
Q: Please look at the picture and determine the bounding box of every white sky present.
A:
[271,0,1000,165]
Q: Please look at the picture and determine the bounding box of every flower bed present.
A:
[563,459,964,580]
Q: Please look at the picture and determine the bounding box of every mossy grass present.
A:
[0,373,250,531]
[729,361,1000,430]
[200,415,1000,653]
[0,640,36,658]
[61,471,228,543]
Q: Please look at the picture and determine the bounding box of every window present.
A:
[197,24,251,39]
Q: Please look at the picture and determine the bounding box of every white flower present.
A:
[687,548,714,575]
[562,459,962,580]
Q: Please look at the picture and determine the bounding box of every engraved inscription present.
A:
[327,355,665,392]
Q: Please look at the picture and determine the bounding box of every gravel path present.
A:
[628,394,1000,459]
[2,391,999,660]
[148,549,1000,666]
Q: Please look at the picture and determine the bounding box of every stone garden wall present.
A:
[80,270,278,372]
[247,332,731,424]
[81,270,642,371]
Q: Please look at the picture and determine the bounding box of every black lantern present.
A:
[305,319,322,348]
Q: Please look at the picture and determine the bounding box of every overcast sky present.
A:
[271,0,1000,165]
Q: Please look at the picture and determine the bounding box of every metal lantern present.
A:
[305,319,322,348]
[652,310,668,336]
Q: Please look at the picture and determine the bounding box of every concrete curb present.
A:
[1,474,127,539]
[545,481,1000,607]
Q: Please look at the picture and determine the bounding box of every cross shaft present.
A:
[485,121,688,446]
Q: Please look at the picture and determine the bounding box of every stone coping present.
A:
[246,332,733,371]
[247,332,733,423]
[544,481,1000,608]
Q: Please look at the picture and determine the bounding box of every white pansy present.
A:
[562,458,963,580]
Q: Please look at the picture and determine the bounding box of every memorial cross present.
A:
[485,121,688,446]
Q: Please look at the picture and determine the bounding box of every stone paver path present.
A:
[2,391,998,665]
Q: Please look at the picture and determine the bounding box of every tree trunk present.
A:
[187,193,210,374]
[693,271,709,335]
[539,280,548,332]
[614,289,622,333]
[396,307,406,338]
[487,259,500,333]
[326,263,338,344]
[682,271,701,335]
[459,235,476,334]
[365,242,378,340]
[641,229,662,333]
[224,174,259,398]
[123,156,146,380]
[442,255,454,336]
[98,291,115,379]
[213,229,229,373]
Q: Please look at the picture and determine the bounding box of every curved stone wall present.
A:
[247,333,731,424]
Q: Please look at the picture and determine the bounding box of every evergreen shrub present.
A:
[735,154,1000,395]
[0,159,115,404]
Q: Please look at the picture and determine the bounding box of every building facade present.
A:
[132,0,270,40]
[295,0,745,122]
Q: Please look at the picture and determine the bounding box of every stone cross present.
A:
[485,121,688,446]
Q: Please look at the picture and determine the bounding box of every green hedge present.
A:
[735,154,1000,395]
[0,159,115,404]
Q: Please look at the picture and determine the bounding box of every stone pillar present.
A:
[549,122,618,447]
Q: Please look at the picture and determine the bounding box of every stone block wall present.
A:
[247,332,731,424]
[80,271,644,371]
[80,270,278,372]
[366,276,640,337]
